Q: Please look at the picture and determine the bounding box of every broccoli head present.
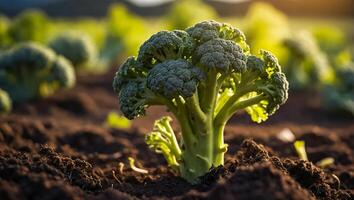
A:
[113,20,289,183]
[0,42,76,102]
[49,32,97,70]
[0,89,11,115]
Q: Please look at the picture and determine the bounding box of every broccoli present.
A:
[0,42,75,102]
[322,63,354,116]
[49,32,97,70]
[8,10,50,44]
[113,20,289,182]
[244,2,290,57]
[0,89,11,115]
[283,31,334,90]
[101,4,148,65]
[312,26,346,56]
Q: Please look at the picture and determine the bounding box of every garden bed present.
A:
[0,71,353,200]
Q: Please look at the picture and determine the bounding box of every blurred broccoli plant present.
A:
[49,32,98,70]
[0,15,11,49]
[56,19,106,50]
[0,42,75,102]
[322,63,354,116]
[113,20,289,182]
[244,2,290,60]
[283,31,334,90]
[101,4,148,65]
[165,0,217,30]
[8,10,51,44]
[0,89,12,115]
[312,26,347,57]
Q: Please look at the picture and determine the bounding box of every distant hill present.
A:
[0,0,353,18]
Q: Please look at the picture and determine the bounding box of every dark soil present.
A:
[0,70,353,200]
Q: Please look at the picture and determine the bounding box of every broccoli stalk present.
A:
[113,20,288,183]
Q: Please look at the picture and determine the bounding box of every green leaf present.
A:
[294,140,308,161]
[105,111,132,129]
[245,100,269,123]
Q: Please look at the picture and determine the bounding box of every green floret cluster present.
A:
[0,89,12,115]
[0,42,75,103]
[49,32,97,70]
[113,20,289,183]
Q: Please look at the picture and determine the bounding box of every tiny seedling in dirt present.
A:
[294,140,308,161]
[0,88,12,115]
[294,140,334,168]
[128,157,148,174]
[113,20,289,183]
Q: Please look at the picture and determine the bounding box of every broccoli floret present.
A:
[187,20,249,51]
[49,32,97,70]
[0,89,11,115]
[147,59,204,99]
[113,20,289,183]
[0,42,75,102]
[118,80,147,120]
[193,38,247,72]
[137,30,194,68]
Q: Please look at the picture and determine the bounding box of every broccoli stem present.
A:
[148,76,270,182]
[177,73,228,182]
[179,82,268,182]
[213,123,227,165]
[178,114,226,182]
[185,93,206,123]
[200,71,218,113]
[216,93,267,124]
[214,83,258,121]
